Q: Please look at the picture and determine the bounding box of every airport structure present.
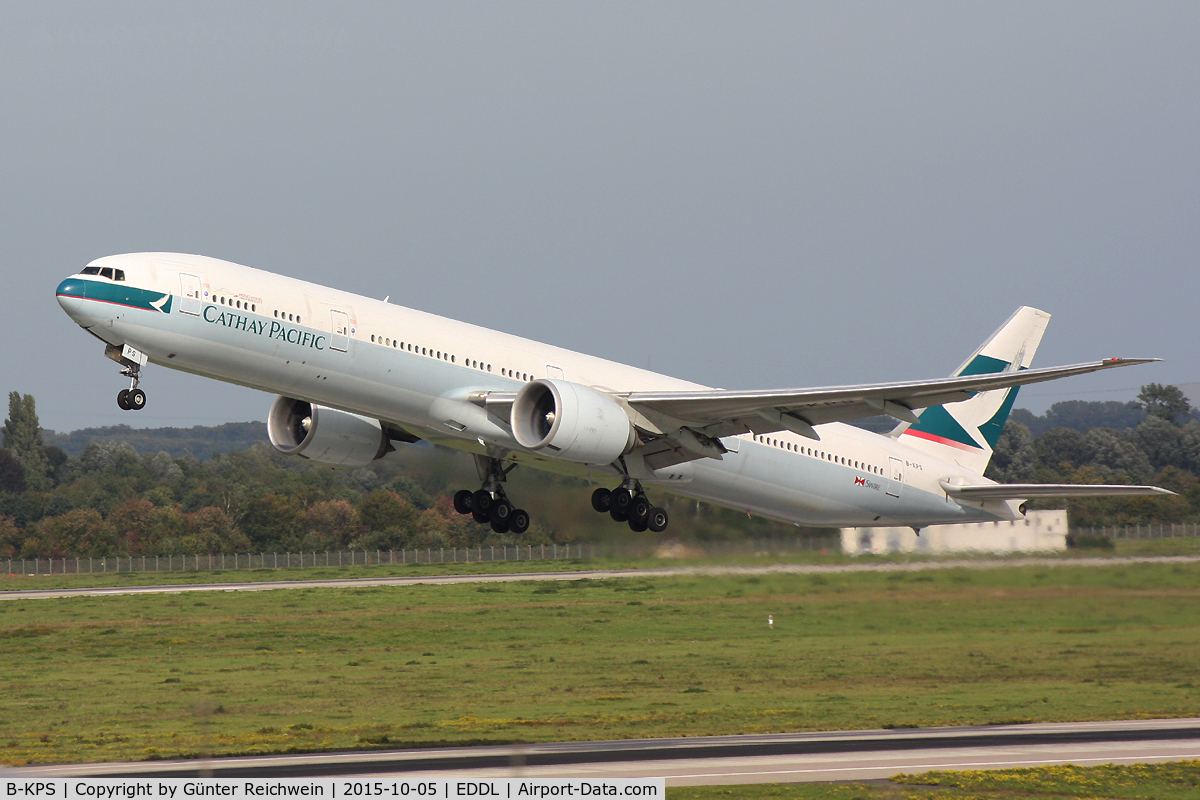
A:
[843,509,1068,555]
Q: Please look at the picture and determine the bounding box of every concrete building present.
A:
[842,509,1068,555]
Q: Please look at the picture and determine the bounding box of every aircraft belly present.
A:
[678,443,1010,529]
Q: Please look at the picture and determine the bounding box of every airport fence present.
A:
[3,534,842,577]
[1074,522,1200,540]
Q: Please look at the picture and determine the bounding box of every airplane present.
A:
[55,253,1172,535]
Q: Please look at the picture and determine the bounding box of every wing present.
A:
[939,482,1176,500]
[620,357,1158,468]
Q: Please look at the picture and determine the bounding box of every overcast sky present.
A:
[3,2,1197,433]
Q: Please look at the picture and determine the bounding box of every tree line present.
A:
[987,384,1200,526]
[1,386,1194,559]
[0,392,813,559]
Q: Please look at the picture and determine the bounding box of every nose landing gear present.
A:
[107,343,149,412]
[590,483,669,533]
[451,455,531,534]
[116,366,147,411]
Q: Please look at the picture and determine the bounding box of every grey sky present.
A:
[3,2,1197,433]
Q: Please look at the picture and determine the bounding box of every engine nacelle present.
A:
[512,379,636,465]
[267,396,390,469]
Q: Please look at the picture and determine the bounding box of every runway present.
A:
[8,719,1199,786]
[2,555,1198,601]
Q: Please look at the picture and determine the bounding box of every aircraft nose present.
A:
[56,277,86,316]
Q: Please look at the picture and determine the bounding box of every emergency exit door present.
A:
[886,457,905,498]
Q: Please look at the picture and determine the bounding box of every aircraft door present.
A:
[886,457,904,498]
[546,365,565,380]
[179,274,203,315]
[330,310,350,352]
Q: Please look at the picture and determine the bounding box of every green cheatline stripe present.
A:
[72,279,173,314]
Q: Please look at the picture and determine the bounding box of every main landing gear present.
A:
[451,455,531,535]
[116,365,147,411]
[590,482,669,533]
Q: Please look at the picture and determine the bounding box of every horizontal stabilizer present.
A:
[939,481,1176,500]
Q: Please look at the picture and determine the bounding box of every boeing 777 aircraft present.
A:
[55,253,1171,535]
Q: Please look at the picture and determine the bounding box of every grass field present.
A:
[672,761,1200,799]
[1,560,1198,766]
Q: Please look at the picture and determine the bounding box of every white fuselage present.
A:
[56,253,1020,529]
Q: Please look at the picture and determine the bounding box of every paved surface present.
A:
[7,719,1199,785]
[2,555,1198,600]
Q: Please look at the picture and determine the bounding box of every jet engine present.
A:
[267,396,390,469]
[512,379,636,465]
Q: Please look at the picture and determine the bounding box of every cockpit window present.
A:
[100,268,115,280]
[113,269,125,281]
[81,266,101,275]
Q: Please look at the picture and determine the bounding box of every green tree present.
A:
[1137,383,1191,424]
[240,493,305,550]
[304,499,360,550]
[182,506,248,554]
[0,515,22,557]
[2,392,50,490]
[1081,428,1153,481]
[0,448,26,493]
[38,508,117,557]
[1034,427,1088,472]
[358,490,416,534]
[985,423,1036,482]
[1133,416,1184,470]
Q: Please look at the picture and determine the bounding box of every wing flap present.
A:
[940,481,1176,500]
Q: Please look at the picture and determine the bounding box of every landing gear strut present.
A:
[590,481,669,533]
[116,365,147,411]
[451,455,531,534]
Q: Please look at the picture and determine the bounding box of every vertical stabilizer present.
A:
[895,306,1050,475]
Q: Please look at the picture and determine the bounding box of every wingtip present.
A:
[1103,357,1163,366]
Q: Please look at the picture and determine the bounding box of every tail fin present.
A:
[895,306,1050,474]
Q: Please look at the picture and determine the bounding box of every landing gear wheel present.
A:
[472,509,491,525]
[127,389,146,410]
[610,488,634,515]
[591,487,612,513]
[490,518,510,534]
[491,498,513,524]
[609,507,629,523]
[630,495,652,525]
[473,490,495,516]
[647,507,669,533]
[509,509,530,534]
[117,389,131,410]
[453,490,474,515]
[628,518,648,533]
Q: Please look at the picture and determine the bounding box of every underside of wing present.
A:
[939,482,1176,500]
